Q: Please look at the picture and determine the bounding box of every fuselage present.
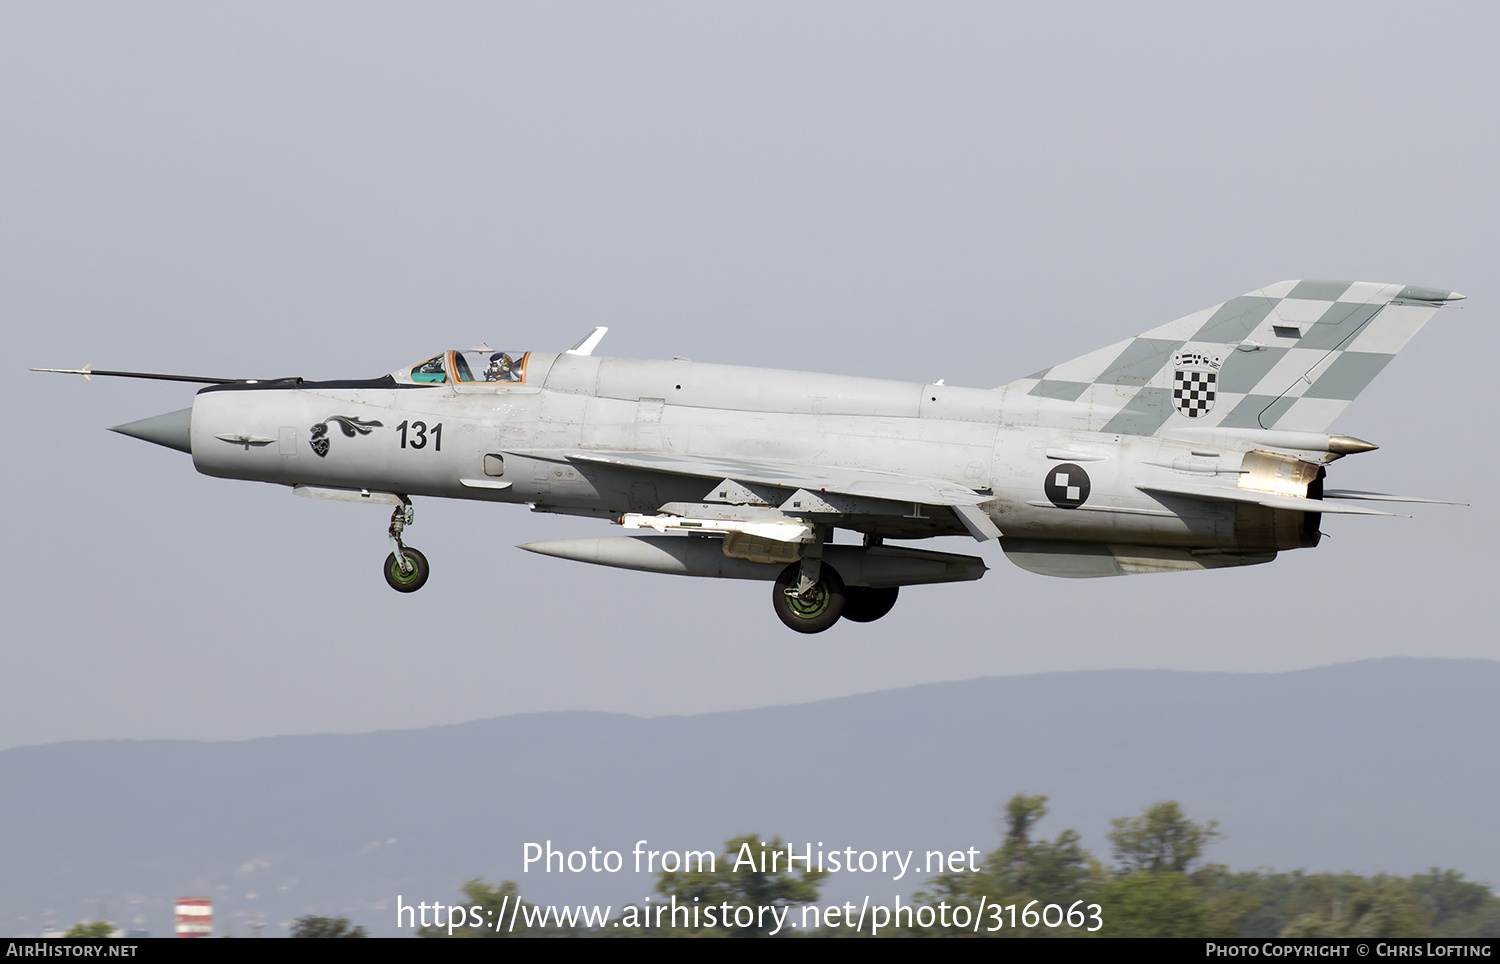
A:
[62,277,1455,626]
[188,349,1316,554]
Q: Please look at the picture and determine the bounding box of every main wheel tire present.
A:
[842,586,899,623]
[772,563,845,634]
[384,547,430,593]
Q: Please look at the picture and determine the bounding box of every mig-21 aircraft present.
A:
[36,280,1464,633]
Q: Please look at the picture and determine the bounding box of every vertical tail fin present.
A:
[1000,281,1463,435]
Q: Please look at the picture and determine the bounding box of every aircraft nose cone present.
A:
[110,408,193,454]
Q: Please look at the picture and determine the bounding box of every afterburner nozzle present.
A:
[110,408,193,454]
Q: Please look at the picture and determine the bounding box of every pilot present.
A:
[486,352,520,382]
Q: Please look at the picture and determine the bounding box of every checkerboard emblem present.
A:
[1043,463,1091,509]
[1172,351,1221,419]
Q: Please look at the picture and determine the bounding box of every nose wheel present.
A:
[383,499,430,593]
[384,546,430,592]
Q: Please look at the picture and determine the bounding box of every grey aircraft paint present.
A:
[37,280,1464,633]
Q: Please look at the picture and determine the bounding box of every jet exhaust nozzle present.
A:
[110,408,193,455]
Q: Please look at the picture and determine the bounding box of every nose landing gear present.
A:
[384,545,429,592]
[383,499,430,593]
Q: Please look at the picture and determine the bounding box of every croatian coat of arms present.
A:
[1171,351,1221,418]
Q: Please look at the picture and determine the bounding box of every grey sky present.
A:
[3,2,1496,750]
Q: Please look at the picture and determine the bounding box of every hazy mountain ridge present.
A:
[2,658,1494,937]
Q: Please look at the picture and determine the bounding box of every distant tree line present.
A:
[290,915,367,937]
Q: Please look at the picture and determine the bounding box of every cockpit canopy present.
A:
[396,349,530,386]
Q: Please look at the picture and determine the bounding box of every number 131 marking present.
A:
[396,421,442,451]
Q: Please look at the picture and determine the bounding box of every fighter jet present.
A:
[36,280,1464,633]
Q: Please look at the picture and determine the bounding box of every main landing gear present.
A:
[773,561,845,633]
[771,530,902,633]
[771,565,902,632]
[383,499,430,593]
[842,586,899,623]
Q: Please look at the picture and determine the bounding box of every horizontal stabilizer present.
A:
[1322,489,1468,506]
[1138,481,1402,516]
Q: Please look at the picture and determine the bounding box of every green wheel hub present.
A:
[786,585,831,618]
[772,563,845,634]
[383,547,430,593]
